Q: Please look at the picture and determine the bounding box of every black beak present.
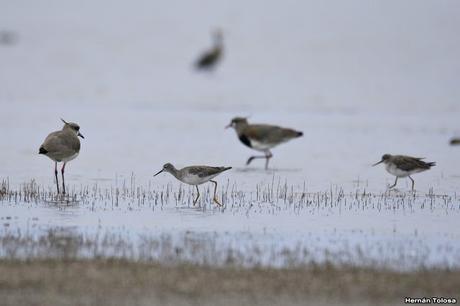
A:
[78,132,85,139]
[154,169,164,177]
[372,160,383,166]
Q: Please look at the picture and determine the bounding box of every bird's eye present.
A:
[75,126,80,131]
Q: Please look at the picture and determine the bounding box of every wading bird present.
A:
[39,119,84,194]
[373,154,435,191]
[226,117,303,169]
[154,163,231,206]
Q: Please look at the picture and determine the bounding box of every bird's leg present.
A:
[193,185,200,206]
[389,177,398,189]
[210,180,222,206]
[408,176,415,191]
[246,155,267,166]
[54,162,60,194]
[264,151,273,170]
[61,162,66,195]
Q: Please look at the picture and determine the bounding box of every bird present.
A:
[225,117,303,169]
[372,154,436,191]
[39,119,84,194]
[154,163,231,206]
[195,29,223,71]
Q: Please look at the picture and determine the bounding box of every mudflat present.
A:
[0,259,458,306]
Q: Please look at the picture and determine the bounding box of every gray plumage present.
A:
[389,155,435,171]
[39,119,84,194]
[226,117,303,169]
[154,163,231,206]
[186,166,232,178]
[40,129,81,162]
[373,154,435,190]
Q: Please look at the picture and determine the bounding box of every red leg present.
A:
[61,162,66,194]
[54,162,60,194]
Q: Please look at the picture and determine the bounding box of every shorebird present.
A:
[372,154,436,191]
[195,29,223,71]
[154,163,231,206]
[225,117,303,169]
[39,119,84,194]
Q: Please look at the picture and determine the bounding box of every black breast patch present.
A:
[239,135,252,148]
[39,146,48,154]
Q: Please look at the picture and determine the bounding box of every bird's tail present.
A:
[284,129,303,139]
[427,162,436,168]
[39,146,48,154]
[222,167,232,171]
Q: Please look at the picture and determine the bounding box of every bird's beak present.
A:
[154,169,164,177]
[225,123,231,129]
[78,132,84,139]
[372,160,383,166]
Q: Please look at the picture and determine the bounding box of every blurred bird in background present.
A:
[195,29,224,71]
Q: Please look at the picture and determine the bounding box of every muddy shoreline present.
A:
[0,259,458,306]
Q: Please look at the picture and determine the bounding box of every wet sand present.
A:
[0,259,459,306]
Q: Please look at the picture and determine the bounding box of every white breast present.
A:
[385,163,422,177]
[249,139,275,151]
[179,173,219,185]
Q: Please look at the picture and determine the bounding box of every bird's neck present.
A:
[62,126,78,136]
[211,45,222,57]
[167,167,180,179]
[234,123,247,136]
[213,37,223,49]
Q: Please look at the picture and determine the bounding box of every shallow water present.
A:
[1,181,459,269]
[1,0,459,269]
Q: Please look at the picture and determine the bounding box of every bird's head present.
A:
[154,163,175,176]
[61,118,84,139]
[225,117,249,129]
[373,154,391,166]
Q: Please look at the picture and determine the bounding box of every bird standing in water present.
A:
[226,117,303,170]
[154,163,231,206]
[39,119,84,194]
[373,154,435,191]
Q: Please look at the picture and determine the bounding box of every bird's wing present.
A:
[42,131,80,154]
[394,155,430,171]
[186,166,228,178]
[196,48,220,68]
[243,124,301,144]
[196,53,213,67]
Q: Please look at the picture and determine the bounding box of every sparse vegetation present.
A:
[0,178,459,305]
[0,259,458,306]
[0,178,459,270]
[1,178,458,213]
